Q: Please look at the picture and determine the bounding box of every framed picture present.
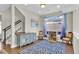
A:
[31,19,39,29]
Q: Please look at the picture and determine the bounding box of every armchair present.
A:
[62,32,73,44]
[38,31,44,40]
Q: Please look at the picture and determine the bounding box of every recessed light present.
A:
[40,4,46,8]
[57,5,60,8]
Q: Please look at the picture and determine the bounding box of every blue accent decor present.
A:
[20,40,65,54]
[58,32,61,35]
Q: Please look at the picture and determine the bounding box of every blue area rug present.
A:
[20,40,65,54]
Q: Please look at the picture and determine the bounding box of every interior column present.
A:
[11,5,16,48]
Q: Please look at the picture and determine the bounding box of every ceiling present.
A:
[0,4,79,16]
[0,4,10,12]
[24,4,79,16]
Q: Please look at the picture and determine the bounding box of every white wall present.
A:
[66,12,73,33]
[0,16,2,39]
[73,9,79,33]
[15,5,44,36]
[0,16,1,34]
[73,8,79,53]
[2,7,11,29]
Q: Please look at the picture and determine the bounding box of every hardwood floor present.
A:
[3,40,41,54]
[65,44,74,54]
[3,40,74,54]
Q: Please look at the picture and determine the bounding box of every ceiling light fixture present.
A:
[40,4,46,8]
[57,5,60,8]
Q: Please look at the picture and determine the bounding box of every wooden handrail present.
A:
[3,20,21,31]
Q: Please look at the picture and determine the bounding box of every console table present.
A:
[16,32,36,48]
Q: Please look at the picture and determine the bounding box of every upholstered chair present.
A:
[62,32,73,44]
[38,31,44,40]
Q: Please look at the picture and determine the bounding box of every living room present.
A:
[0,4,79,54]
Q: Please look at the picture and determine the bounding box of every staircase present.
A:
[2,7,25,45]
[3,20,22,44]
